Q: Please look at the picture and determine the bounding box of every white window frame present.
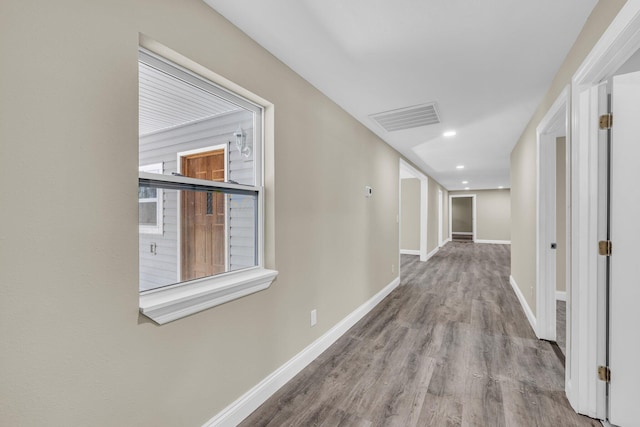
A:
[138,162,164,235]
[137,48,277,325]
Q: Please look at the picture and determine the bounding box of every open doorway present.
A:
[399,160,428,278]
[449,194,476,242]
[536,86,568,346]
[555,136,567,357]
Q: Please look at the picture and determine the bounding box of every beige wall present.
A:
[451,197,473,233]
[556,138,567,293]
[450,190,511,241]
[476,190,511,241]
[510,0,625,315]
[400,176,449,254]
[401,178,420,251]
[0,1,403,425]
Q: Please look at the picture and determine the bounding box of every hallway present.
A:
[240,243,599,426]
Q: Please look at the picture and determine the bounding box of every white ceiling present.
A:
[203,0,598,190]
[139,60,242,136]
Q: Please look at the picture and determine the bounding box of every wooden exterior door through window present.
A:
[181,149,226,281]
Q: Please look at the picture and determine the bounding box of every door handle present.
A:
[551,243,557,249]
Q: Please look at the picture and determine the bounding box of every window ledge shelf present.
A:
[139,268,278,324]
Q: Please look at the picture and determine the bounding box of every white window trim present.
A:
[139,162,164,235]
[138,48,277,324]
[139,267,277,325]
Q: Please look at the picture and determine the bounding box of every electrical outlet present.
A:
[310,309,317,327]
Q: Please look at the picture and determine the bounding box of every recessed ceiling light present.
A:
[462,180,469,184]
[465,187,470,190]
[443,130,457,137]
[498,186,504,189]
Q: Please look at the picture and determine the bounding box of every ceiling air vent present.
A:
[370,103,440,132]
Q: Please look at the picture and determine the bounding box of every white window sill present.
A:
[138,227,163,235]
[139,268,278,324]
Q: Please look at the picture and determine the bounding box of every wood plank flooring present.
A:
[557,300,566,356]
[239,242,599,427]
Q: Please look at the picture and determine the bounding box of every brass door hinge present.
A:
[599,113,613,129]
[599,240,612,256]
[598,365,611,382]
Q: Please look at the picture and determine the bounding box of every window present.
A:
[137,48,277,324]
[138,163,163,235]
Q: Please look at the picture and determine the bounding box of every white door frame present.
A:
[438,189,444,247]
[569,2,640,419]
[536,86,569,342]
[399,159,429,262]
[449,194,476,242]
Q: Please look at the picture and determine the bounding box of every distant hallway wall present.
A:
[450,189,511,242]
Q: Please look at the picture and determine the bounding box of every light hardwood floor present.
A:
[557,300,566,356]
[239,242,599,426]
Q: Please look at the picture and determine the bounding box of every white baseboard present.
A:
[555,291,567,302]
[475,239,511,245]
[425,246,439,261]
[509,275,537,334]
[400,249,420,256]
[203,276,401,427]
[444,238,452,244]
[452,231,473,235]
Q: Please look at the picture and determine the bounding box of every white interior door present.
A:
[609,70,640,426]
